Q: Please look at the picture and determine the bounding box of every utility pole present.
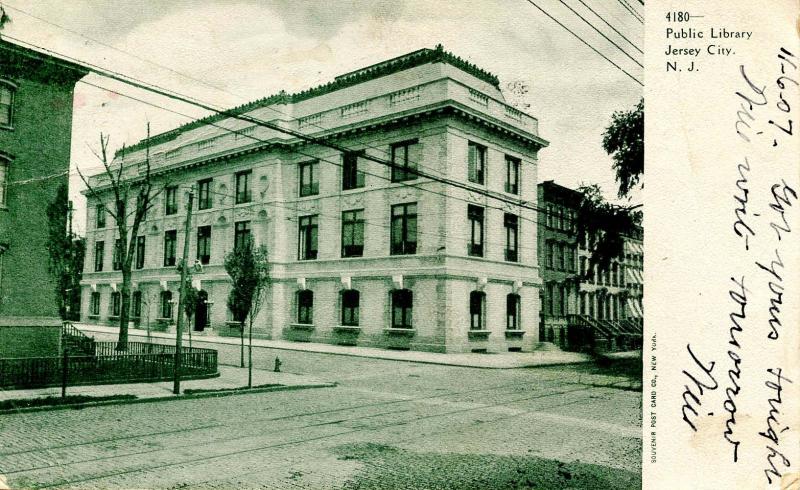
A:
[173,188,194,395]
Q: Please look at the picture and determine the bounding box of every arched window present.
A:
[391,289,413,329]
[341,289,359,326]
[0,82,15,128]
[469,291,486,330]
[506,294,521,330]
[297,290,313,324]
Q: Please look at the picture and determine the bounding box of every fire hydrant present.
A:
[274,357,282,373]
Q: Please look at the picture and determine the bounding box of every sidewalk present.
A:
[76,323,594,369]
[0,364,334,409]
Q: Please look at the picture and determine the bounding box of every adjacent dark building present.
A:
[537,180,643,351]
[0,39,88,356]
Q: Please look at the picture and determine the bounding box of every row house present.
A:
[537,181,643,350]
[81,46,549,353]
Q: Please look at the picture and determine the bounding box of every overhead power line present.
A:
[616,0,644,24]
[575,0,642,54]
[0,35,552,215]
[521,0,642,86]
[555,0,641,68]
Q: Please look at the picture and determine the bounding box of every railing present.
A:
[0,344,218,389]
[62,321,96,356]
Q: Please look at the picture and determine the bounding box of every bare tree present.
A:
[77,125,164,350]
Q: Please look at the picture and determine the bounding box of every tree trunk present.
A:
[240,321,245,368]
[248,316,253,388]
[117,270,132,351]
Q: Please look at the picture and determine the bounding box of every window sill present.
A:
[109,315,120,320]
[333,325,361,333]
[504,329,525,339]
[156,318,174,324]
[383,327,415,336]
[88,315,100,320]
[467,330,491,340]
[290,323,315,331]
[0,124,14,132]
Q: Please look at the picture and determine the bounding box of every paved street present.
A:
[0,341,642,489]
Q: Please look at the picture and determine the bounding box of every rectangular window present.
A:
[299,161,319,197]
[95,204,106,228]
[342,151,365,190]
[163,230,177,267]
[136,195,147,221]
[546,283,555,316]
[135,236,146,269]
[112,239,123,271]
[297,290,313,324]
[341,290,359,326]
[470,291,486,330]
[198,178,213,210]
[390,203,417,255]
[298,215,318,260]
[235,170,252,204]
[467,142,486,184]
[110,291,121,317]
[94,241,105,272]
[506,294,520,330]
[132,291,142,319]
[160,291,173,319]
[341,210,364,258]
[559,243,566,271]
[467,205,484,257]
[89,292,101,316]
[504,214,518,262]
[0,156,8,207]
[165,186,178,215]
[0,84,14,127]
[391,289,413,328]
[390,140,419,182]
[505,156,520,194]
[234,221,251,251]
[197,226,211,264]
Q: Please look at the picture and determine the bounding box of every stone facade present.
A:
[80,47,548,353]
[0,40,88,344]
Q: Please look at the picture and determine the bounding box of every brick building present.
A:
[537,180,643,351]
[0,40,88,356]
[80,46,549,353]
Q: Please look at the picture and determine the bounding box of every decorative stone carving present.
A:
[259,175,269,199]
[476,277,487,291]
[217,183,228,205]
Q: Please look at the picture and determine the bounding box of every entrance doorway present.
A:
[194,290,208,331]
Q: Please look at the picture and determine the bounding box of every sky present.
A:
[1,0,643,234]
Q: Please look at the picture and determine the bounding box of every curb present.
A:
[0,382,336,416]
[77,326,594,370]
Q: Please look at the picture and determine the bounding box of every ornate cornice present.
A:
[116,45,503,157]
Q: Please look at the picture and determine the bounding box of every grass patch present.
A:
[0,394,137,411]
[183,383,282,395]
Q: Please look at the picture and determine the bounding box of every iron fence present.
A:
[0,343,217,390]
